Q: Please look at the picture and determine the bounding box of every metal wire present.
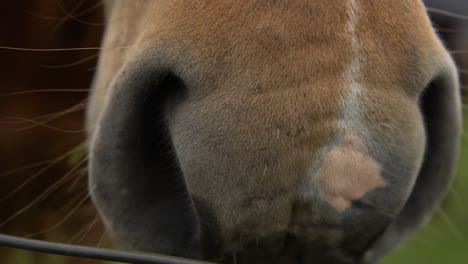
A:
[0,234,218,264]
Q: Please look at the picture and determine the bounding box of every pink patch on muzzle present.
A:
[314,129,387,212]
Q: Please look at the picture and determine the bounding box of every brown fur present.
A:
[87,1,462,263]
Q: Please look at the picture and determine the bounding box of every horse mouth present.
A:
[215,228,370,264]
[199,200,389,264]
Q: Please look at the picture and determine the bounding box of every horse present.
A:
[85,0,461,263]
[87,0,461,263]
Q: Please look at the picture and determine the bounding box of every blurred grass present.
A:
[382,108,468,264]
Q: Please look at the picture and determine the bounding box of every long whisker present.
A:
[59,184,89,213]
[95,229,109,248]
[68,1,104,19]
[0,157,88,228]
[0,143,86,202]
[55,0,105,27]
[0,158,56,177]
[24,11,69,21]
[450,50,468,54]
[426,7,468,20]
[41,54,98,69]
[434,27,468,33]
[24,192,90,238]
[68,216,99,244]
[54,0,105,27]
[434,206,465,240]
[24,1,103,22]
[0,117,84,133]
[0,89,89,96]
[0,46,104,52]
[355,198,398,218]
[0,100,87,130]
[0,103,86,126]
[74,217,99,245]
[66,167,89,192]
[54,0,89,30]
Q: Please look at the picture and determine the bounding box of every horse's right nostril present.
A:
[89,60,202,257]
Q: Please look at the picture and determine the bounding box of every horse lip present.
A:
[215,229,362,264]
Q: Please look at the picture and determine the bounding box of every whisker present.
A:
[355,199,398,218]
[434,206,464,240]
[66,167,89,192]
[25,1,103,22]
[0,117,84,133]
[0,89,89,96]
[0,143,86,202]
[68,216,99,244]
[74,217,99,245]
[0,46,104,52]
[0,158,56,177]
[0,103,86,126]
[95,229,109,248]
[0,157,88,228]
[41,54,98,69]
[434,27,468,33]
[54,0,104,27]
[0,100,87,131]
[372,162,414,179]
[24,192,90,238]
[24,11,69,21]
[58,186,89,214]
[54,0,89,30]
[69,1,104,18]
[426,7,468,20]
[451,50,468,54]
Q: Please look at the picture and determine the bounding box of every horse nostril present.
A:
[89,61,202,257]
